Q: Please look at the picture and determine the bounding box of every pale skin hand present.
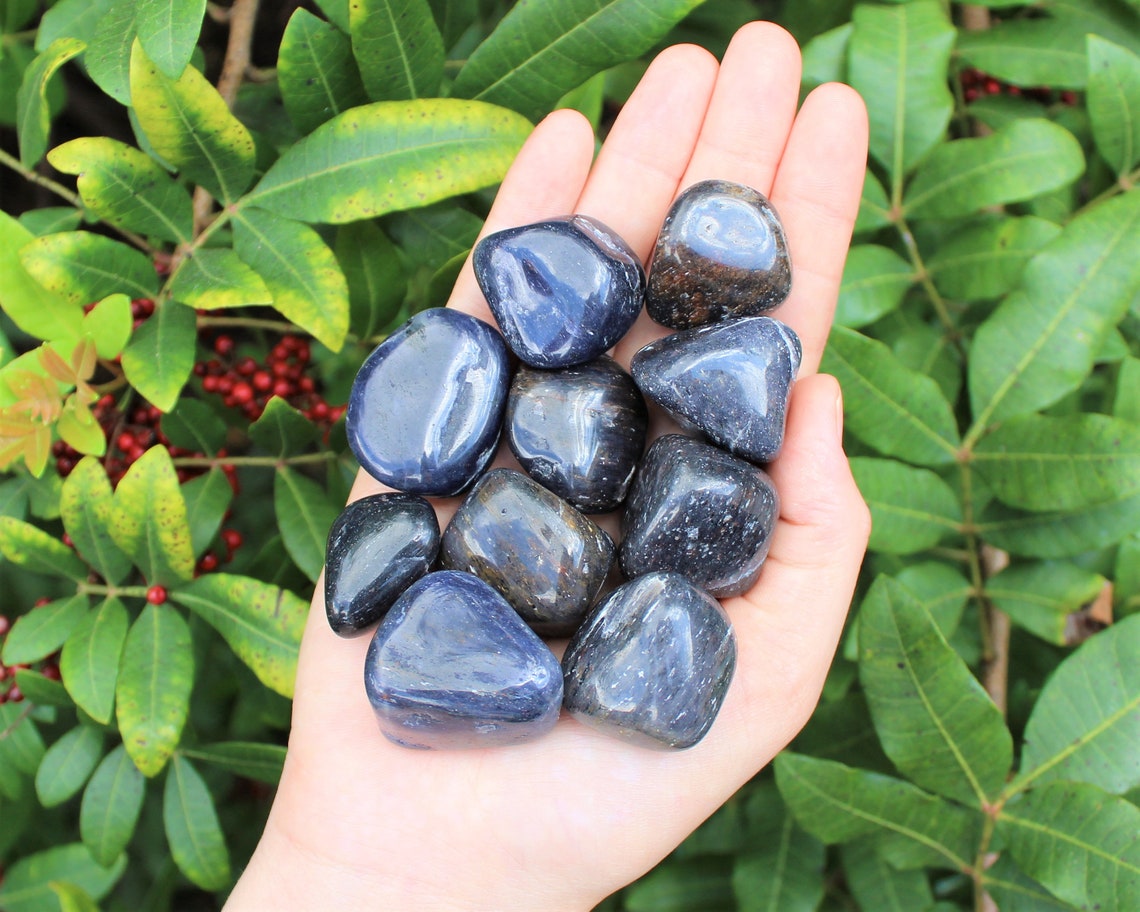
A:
[226,22,870,912]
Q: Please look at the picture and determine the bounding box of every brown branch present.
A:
[960,6,991,31]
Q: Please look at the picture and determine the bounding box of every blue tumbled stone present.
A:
[346,308,510,496]
[364,571,564,750]
[562,571,736,750]
[473,215,646,368]
[631,317,801,464]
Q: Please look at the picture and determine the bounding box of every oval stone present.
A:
[505,356,648,513]
[324,493,440,636]
[645,180,792,329]
[562,571,736,750]
[631,317,801,464]
[439,469,615,636]
[346,308,510,496]
[364,571,563,750]
[620,435,779,598]
[473,215,646,368]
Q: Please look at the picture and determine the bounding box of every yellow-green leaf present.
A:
[351,0,443,102]
[120,299,196,412]
[0,211,83,343]
[61,456,132,585]
[163,755,231,891]
[35,724,104,808]
[19,231,158,304]
[136,0,205,79]
[16,38,85,166]
[110,445,194,585]
[279,8,368,134]
[80,744,145,867]
[81,293,133,360]
[168,248,271,310]
[61,597,129,725]
[0,516,88,581]
[2,595,89,666]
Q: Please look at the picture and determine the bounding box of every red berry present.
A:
[117,432,135,452]
[56,456,76,476]
[62,533,73,548]
[41,663,61,681]
[271,343,290,363]
[7,684,23,703]
[34,598,51,608]
[0,664,7,682]
[310,401,330,421]
[236,357,257,377]
[299,376,315,393]
[232,382,254,405]
[222,529,243,550]
[214,335,235,356]
[193,362,207,377]
[1061,90,1077,106]
[0,615,9,636]
[252,371,272,392]
[146,585,167,605]
[273,380,292,398]
[198,552,219,573]
[984,78,1001,95]
[202,375,220,393]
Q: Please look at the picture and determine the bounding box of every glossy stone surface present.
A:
[505,356,648,513]
[324,493,440,636]
[631,317,801,464]
[562,572,736,750]
[646,180,792,330]
[473,215,646,368]
[621,435,779,598]
[346,308,510,496]
[440,469,615,636]
[364,571,563,750]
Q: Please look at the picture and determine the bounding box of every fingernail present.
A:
[834,391,844,443]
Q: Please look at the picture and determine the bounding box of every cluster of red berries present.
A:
[194,334,345,427]
[0,607,60,706]
[960,67,1078,106]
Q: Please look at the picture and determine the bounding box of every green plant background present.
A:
[1,0,1139,909]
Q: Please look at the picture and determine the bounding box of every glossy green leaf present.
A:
[926,216,1062,301]
[1116,532,1140,619]
[351,0,443,101]
[232,208,349,351]
[0,212,83,342]
[274,467,339,583]
[958,18,1088,91]
[823,327,960,466]
[969,189,1140,430]
[731,787,824,912]
[172,573,306,698]
[1088,36,1140,177]
[35,724,103,807]
[13,668,71,707]
[904,119,1083,219]
[855,169,892,235]
[893,562,971,639]
[2,595,87,667]
[181,469,232,558]
[136,0,204,79]
[0,702,45,778]
[774,753,980,871]
[278,9,367,135]
[841,841,934,912]
[859,576,1013,806]
[979,492,1140,559]
[385,200,482,269]
[851,458,962,555]
[335,221,407,339]
[19,231,158,304]
[48,137,192,244]
[80,744,146,866]
[130,41,255,202]
[802,22,851,91]
[120,299,196,412]
[81,293,132,360]
[246,98,531,224]
[60,597,129,725]
[161,399,226,455]
[18,207,83,237]
[0,844,125,912]
[834,245,914,328]
[248,396,318,456]
[987,562,1106,645]
[179,741,286,785]
[847,1,954,178]
[116,604,193,777]
[35,0,114,49]
[163,755,230,891]
[982,855,1079,912]
[169,248,272,310]
[85,0,138,104]
[50,882,102,912]
[1047,0,1140,58]
[1116,357,1140,424]
[625,858,735,911]
[1001,782,1140,911]
[110,445,194,585]
[0,518,88,581]
[16,38,85,167]
[314,0,350,31]
[61,456,132,585]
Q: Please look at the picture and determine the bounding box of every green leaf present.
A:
[982,855,1079,912]
[1000,782,1140,911]
[2,596,90,667]
[0,844,125,912]
[179,741,286,785]
[385,200,482,269]
[351,0,444,101]
[841,841,935,912]
[855,168,893,235]
[129,41,255,202]
[1014,614,1140,795]
[0,702,46,778]
[116,603,193,777]
[81,293,132,360]
[163,755,230,891]
[851,458,962,555]
[731,787,824,912]
[16,38,85,167]
[248,396,318,456]
[50,882,102,912]
[823,327,960,466]
[314,0,350,32]
[802,22,851,91]
[36,0,114,50]
[0,212,82,342]
[859,575,1013,806]
[13,668,71,707]
[60,597,129,725]
[246,98,531,224]
[1116,357,1140,424]
[979,492,1140,559]
[957,19,1088,90]
[168,248,272,310]
[968,189,1140,429]
[1088,36,1140,177]
[279,9,368,135]
[987,561,1106,645]
[834,245,914,328]
[1116,532,1140,619]
[110,445,194,585]
[181,469,232,558]
[19,231,158,304]
[85,0,137,104]
[80,744,146,867]
[61,456,132,585]
[35,724,103,807]
[625,858,735,911]
[172,573,306,698]
[452,0,701,123]
[335,221,407,339]
[926,216,1062,301]
[894,561,971,639]
[232,208,349,351]
[847,1,954,179]
[19,207,84,237]
[48,137,193,244]
[274,467,339,582]
[136,0,204,79]
[161,399,226,455]
[120,299,196,412]
[0,518,88,581]
[774,752,980,871]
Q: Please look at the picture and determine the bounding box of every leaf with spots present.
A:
[110,445,195,585]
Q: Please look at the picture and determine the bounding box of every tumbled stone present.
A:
[323,493,440,636]
[631,317,801,464]
[505,356,648,513]
[646,180,792,329]
[621,435,779,598]
[364,571,563,750]
[473,215,646,368]
[346,308,510,496]
[440,469,615,636]
[562,571,736,750]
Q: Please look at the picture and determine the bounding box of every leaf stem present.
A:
[1076,164,1140,215]
[170,452,336,468]
[896,215,964,353]
[77,582,149,599]
[196,315,304,335]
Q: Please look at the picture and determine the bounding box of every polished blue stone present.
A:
[562,572,736,750]
[631,317,801,464]
[346,308,510,496]
[364,571,564,750]
[324,493,440,636]
[473,215,646,368]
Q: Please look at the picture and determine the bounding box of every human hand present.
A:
[225,21,870,912]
